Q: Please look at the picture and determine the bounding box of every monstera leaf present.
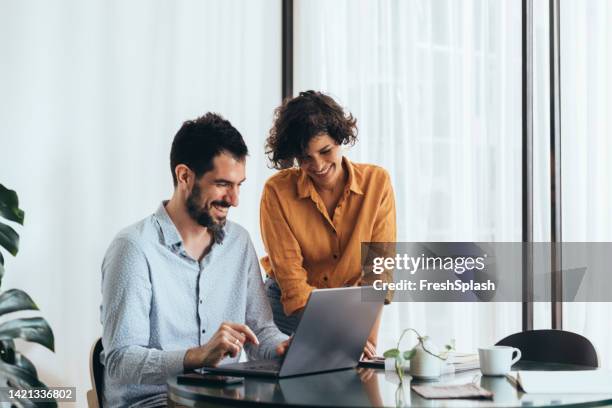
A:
[0,184,55,404]
[0,318,54,352]
[0,359,56,408]
[0,289,39,316]
[0,340,38,378]
[0,185,25,225]
[0,184,24,286]
[0,251,4,287]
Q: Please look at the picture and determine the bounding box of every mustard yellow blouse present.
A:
[260,157,396,315]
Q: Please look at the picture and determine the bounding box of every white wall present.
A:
[0,1,280,405]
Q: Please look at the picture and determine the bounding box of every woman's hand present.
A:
[362,340,377,360]
[276,336,293,356]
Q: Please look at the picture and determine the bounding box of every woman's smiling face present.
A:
[298,133,343,189]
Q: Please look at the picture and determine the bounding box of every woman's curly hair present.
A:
[265,90,358,169]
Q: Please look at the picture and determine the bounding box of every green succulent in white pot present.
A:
[383,328,454,381]
[0,184,56,407]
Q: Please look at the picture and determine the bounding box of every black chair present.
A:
[496,329,598,367]
[87,338,104,408]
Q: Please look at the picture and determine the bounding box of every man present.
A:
[100,113,289,407]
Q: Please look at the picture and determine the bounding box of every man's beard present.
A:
[185,184,228,244]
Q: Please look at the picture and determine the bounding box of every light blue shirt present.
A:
[100,202,287,407]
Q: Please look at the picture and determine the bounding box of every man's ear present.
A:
[174,164,194,190]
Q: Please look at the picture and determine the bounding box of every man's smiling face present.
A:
[185,152,246,242]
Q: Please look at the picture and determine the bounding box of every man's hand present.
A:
[275,337,292,356]
[361,340,377,360]
[183,322,259,370]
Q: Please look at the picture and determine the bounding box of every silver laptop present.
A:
[204,286,385,378]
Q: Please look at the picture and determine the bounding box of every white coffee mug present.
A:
[478,346,521,376]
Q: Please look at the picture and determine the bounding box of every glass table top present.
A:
[167,361,612,407]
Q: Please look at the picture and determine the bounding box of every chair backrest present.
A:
[89,338,104,407]
[496,329,598,367]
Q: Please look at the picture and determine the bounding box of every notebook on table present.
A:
[506,370,612,394]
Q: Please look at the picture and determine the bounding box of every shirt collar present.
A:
[296,168,312,199]
[345,156,364,195]
[154,201,183,248]
[297,156,363,198]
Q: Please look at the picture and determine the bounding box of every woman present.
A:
[260,91,396,358]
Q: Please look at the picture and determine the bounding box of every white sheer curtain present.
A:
[560,0,612,368]
[0,0,279,401]
[294,0,522,354]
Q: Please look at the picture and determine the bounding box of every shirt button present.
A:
[199,299,203,304]
[202,329,206,334]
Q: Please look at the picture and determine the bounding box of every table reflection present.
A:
[169,363,612,407]
[279,368,382,406]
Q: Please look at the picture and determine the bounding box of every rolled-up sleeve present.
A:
[368,171,397,302]
[260,184,314,315]
[371,171,396,243]
[101,237,186,384]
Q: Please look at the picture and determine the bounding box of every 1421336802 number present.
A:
[6,387,75,402]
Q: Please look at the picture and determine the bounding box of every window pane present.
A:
[560,0,612,369]
[295,0,522,352]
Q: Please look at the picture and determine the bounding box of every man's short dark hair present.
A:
[170,113,248,186]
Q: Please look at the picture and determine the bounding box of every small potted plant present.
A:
[383,328,454,381]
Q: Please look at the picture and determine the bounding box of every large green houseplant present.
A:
[0,184,55,407]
